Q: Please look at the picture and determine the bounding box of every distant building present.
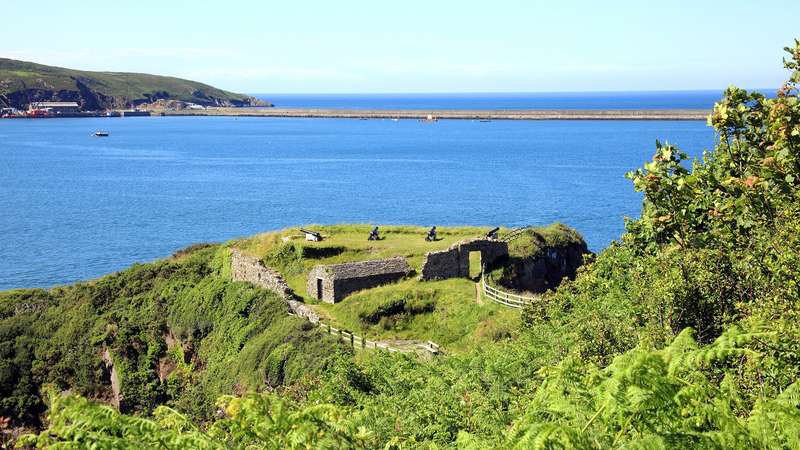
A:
[28,102,80,114]
[308,257,411,303]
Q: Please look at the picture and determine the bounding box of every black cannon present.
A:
[425,226,437,242]
[368,226,380,241]
[300,228,323,242]
[486,227,500,240]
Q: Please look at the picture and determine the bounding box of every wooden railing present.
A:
[319,321,404,352]
[288,312,440,354]
[481,275,539,308]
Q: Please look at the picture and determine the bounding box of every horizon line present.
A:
[248,88,778,96]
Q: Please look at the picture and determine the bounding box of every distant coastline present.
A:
[160,107,709,121]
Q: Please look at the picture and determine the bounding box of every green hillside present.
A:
[0,58,266,110]
[2,41,800,449]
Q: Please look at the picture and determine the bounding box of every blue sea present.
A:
[0,96,718,290]
[255,90,772,110]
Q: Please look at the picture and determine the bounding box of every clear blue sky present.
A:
[1,0,796,93]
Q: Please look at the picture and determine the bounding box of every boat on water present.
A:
[94,131,109,137]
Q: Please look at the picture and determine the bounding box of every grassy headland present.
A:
[235,224,555,351]
[0,58,267,110]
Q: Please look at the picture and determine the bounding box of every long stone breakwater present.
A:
[162,107,709,121]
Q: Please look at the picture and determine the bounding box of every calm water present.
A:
[0,116,714,290]
[256,90,773,110]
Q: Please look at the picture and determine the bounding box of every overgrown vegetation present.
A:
[4,41,800,449]
[0,245,344,433]
[505,223,587,259]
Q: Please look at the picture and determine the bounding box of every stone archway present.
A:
[420,239,508,281]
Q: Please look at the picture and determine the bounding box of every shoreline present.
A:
[161,107,709,121]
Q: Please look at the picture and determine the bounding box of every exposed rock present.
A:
[100,348,122,410]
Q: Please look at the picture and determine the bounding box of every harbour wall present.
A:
[162,107,709,121]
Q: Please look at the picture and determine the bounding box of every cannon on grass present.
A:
[425,226,437,242]
[368,226,380,241]
[300,228,323,242]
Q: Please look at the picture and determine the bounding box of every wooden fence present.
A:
[289,312,440,354]
[480,275,539,308]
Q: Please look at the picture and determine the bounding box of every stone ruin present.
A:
[307,257,412,304]
[230,248,320,322]
[420,238,508,281]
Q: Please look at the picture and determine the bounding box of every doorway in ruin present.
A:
[468,251,483,280]
[316,278,323,300]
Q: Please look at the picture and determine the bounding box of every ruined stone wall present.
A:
[333,272,407,302]
[420,247,461,280]
[230,248,320,321]
[230,248,293,299]
[288,299,321,323]
[420,239,509,281]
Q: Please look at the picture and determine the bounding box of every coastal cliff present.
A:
[0,58,269,110]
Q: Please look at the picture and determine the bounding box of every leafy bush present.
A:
[8,39,800,450]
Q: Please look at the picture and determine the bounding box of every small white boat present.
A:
[94,131,109,137]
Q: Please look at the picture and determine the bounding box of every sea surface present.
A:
[0,115,714,290]
[256,90,772,110]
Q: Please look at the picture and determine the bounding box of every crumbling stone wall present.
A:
[230,248,319,322]
[420,239,509,281]
[419,247,461,280]
[308,257,411,303]
[231,249,293,299]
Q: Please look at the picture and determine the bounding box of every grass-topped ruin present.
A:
[232,224,587,351]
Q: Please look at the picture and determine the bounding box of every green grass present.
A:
[234,224,580,351]
[506,222,587,258]
[313,278,519,352]
[236,224,500,295]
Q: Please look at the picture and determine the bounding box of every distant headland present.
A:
[0,58,269,112]
[0,58,710,121]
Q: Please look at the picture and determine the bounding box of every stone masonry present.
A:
[230,249,293,299]
[230,248,320,323]
[307,257,411,304]
[420,238,508,281]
